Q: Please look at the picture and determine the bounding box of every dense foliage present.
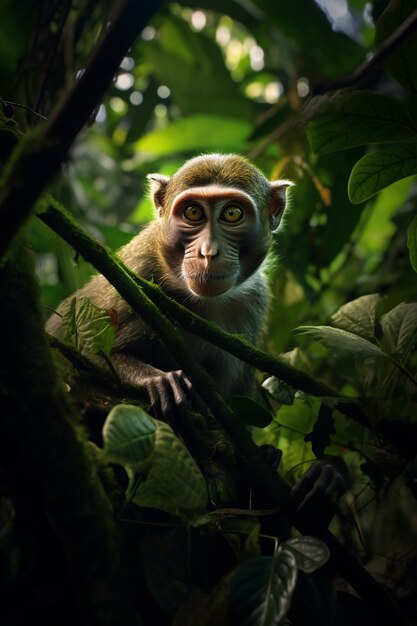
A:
[0,0,416,624]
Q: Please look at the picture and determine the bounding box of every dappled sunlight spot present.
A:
[249,45,264,71]
[120,56,134,71]
[129,91,143,106]
[157,85,171,99]
[191,10,207,31]
[297,77,310,97]
[264,82,283,104]
[109,97,127,114]
[115,73,134,91]
[95,104,106,123]
[141,25,156,41]
[216,24,231,47]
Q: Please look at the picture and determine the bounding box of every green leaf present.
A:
[102,404,156,470]
[306,90,416,154]
[131,421,208,519]
[230,549,298,626]
[407,214,417,272]
[348,143,417,204]
[296,325,388,360]
[283,537,330,574]
[61,296,116,356]
[262,376,295,405]
[228,396,273,428]
[304,404,335,458]
[376,0,417,93]
[380,302,417,361]
[134,114,250,158]
[330,294,381,340]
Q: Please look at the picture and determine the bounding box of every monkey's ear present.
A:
[269,180,293,232]
[147,173,170,216]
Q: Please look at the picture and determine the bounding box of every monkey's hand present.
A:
[289,461,346,534]
[142,369,195,423]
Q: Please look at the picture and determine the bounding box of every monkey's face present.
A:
[162,185,270,298]
[148,154,293,299]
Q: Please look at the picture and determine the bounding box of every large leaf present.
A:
[131,421,208,519]
[230,549,298,626]
[134,114,250,158]
[348,143,417,204]
[376,0,417,93]
[380,302,417,361]
[102,404,156,471]
[407,214,417,273]
[306,91,416,154]
[61,296,116,356]
[283,537,330,574]
[330,294,381,340]
[296,325,388,360]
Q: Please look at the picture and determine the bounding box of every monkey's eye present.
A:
[221,206,243,223]
[184,205,204,222]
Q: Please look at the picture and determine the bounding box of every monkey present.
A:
[46,152,345,526]
[47,153,292,420]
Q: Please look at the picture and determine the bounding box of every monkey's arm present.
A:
[289,461,346,533]
[110,352,194,422]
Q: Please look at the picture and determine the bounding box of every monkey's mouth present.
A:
[185,271,236,297]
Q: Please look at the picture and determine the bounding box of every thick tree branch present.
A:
[0,242,140,625]
[0,0,163,261]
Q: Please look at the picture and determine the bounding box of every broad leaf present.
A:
[330,294,381,340]
[296,325,388,360]
[228,396,273,428]
[283,537,330,574]
[376,0,417,93]
[348,143,417,204]
[61,296,115,356]
[306,90,415,154]
[407,214,417,273]
[132,421,208,519]
[102,404,156,470]
[134,114,250,159]
[230,549,298,626]
[380,302,417,361]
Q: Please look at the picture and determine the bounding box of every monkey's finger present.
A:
[290,461,322,506]
[166,372,189,416]
[175,370,193,391]
[145,380,163,418]
[173,370,208,416]
[324,472,346,501]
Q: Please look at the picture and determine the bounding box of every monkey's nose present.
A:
[200,240,220,261]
